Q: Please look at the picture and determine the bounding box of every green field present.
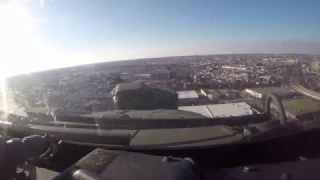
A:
[281,98,320,116]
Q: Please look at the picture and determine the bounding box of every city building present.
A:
[179,102,261,118]
[221,65,247,71]
[245,87,296,99]
[177,90,199,106]
[200,89,221,102]
[218,89,239,100]
[311,61,320,72]
[271,98,320,120]
[134,74,151,79]
[200,88,241,103]
[258,75,276,84]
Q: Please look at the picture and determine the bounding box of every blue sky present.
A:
[33,0,320,52]
[0,0,320,75]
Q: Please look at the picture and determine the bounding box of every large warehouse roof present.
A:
[177,90,199,99]
[179,102,260,118]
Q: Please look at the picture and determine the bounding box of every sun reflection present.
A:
[0,78,8,119]
[0,1,45,76]
[0,1,38,118]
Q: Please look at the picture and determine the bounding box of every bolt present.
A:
[243,166,252,172]
[184,157,195,165]
[243,166,259,172]
[162,156,180,162]
[281,173,292,179]
[162,156,170,162]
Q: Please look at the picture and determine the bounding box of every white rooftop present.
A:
[179,102,261,118]
[177,91,199,99]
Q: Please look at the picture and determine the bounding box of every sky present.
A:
[0,0,320,76]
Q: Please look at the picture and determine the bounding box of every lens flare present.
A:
[0,1,45,77]
[0,1,40,117]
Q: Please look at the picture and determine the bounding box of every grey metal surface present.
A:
[83,109,207,119]
[36,167,59,180]
[209,158,320,180]
[130,126,244,148]
[112,82,147,95]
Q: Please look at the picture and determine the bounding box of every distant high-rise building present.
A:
[311,61,320,72]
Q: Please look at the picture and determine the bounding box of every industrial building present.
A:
[200,89,221,102]
[177,90,200,106]
[258,75,276,84]
[245,87,296,99]
[221,65,247,71]
[179,102,261,118]
[200,89,239,102]
[271,98,320,121]
[311,61,320,72]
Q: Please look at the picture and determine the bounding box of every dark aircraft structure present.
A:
[0,93,320,180]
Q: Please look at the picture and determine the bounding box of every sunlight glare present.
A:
[0,1,45,77]
[0,1,44,118]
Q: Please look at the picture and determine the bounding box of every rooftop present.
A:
[177,90,199,99]
[247,87,293,94]
[179,102,260,118]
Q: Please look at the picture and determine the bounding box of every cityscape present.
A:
[3,53,320,122]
